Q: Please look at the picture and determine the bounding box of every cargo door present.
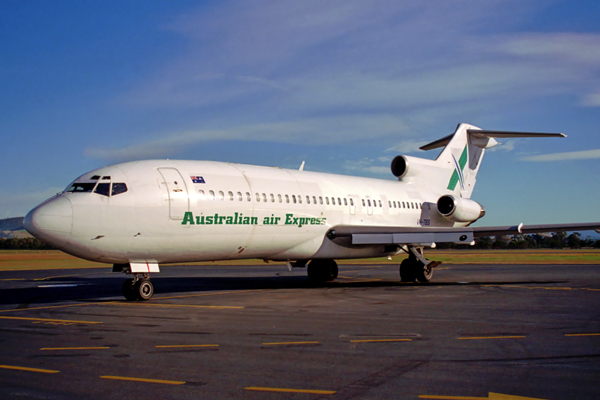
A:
[158,168,189,220]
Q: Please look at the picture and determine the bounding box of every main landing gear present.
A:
[307,259,338,283]
[399,246,441,283]
[122,274,154,301]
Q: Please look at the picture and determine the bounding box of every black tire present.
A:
[323,260,338,281]
[122,278,137,301]
[416,263,433,283]
[307,260,338,283]
[136,279,154,301]
[399,259,416,282]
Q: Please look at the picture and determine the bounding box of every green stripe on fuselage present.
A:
[447,145,468,191]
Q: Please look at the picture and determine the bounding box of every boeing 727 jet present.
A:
[24,123,600,300]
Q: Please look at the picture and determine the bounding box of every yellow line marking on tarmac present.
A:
[421,393,547,400]
[155,344,219,348]
[153,289,270,301]
[0,365,59,374]
[565,333,600,337]
[0,302,98,313]
[110,302,243,310]
[420,396,486,399]
[100,375,185,385]
[350,338,412,343]
[262,341,320,346]
[0,278,26,281]
[41,347,109,350]
[457,336,526,340]
[0,316,102,324]
[245,387,336,395]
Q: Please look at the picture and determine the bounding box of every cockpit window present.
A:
[67,183,96,193]
[90,175,100,180]
[94,183,111,196]
[112,183,128,196]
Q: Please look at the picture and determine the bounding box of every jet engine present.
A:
[437,195,485,223]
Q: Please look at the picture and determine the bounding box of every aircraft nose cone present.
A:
[24,196,73,249]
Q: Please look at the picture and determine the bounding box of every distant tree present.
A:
[475,236,493,249]
[493,236,509,249]
[567,232,582,249]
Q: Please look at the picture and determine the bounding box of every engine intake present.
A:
[391,156,408,178]
[437,195,485,223]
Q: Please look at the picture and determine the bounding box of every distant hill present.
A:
[0,217,32,238]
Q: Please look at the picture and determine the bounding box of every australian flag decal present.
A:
[191,176,206,184]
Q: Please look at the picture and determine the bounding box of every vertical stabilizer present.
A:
[433,123,493,198]
[419,123,565,199]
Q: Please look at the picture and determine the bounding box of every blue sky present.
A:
[1,0,599,231]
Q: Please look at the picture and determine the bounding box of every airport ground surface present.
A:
[0,262,599,400]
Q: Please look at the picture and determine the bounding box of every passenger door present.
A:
[158,168,189,220]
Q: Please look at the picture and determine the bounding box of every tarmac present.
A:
[0,262,599,399]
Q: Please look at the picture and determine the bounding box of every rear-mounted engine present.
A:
[437,195,485,223]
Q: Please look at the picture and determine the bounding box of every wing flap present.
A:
[330,222,600,246]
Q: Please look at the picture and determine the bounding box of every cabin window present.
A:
[237,192,243,201]
[228,191,234,201]
[326,197,330,205]
[284,194,289,203]
[270,193,275,203]
[306,196,310,204]
[246,192,251,201]
[112,183,128,196]
[256,193,261,202]
[209,190,215,200]
[362,199,365,207]
[292,195,297,204]
[278,194,282,203]
[313,196,317,204]
[298,195,302,204]
[344,198,348,206]
[367,199,371,207]
[217,191,223,200]
[388,201,392,208]
[319,196,323,205]
[199,190,206,200]
[338,197,342,205]
[350,198,354,206]
[378,200,382,207]
[67,182,96,193]
[94,183,110,197]
[331,197,335,205]
[262,193,267,202]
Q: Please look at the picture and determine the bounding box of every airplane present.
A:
[23,123,600,301]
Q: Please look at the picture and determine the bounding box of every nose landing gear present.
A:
[121,275,154,301]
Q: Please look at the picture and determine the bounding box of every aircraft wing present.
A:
[329,222,600,246]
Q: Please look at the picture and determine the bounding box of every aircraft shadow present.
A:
[0,274,568,307]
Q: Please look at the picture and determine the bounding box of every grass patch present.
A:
[0,249,598,272]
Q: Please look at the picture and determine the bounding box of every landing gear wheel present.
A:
[307,260,338,283]
[122,278,137,301]
[416,263,433,283]
[399,259,416,282]
[136,279,154,301]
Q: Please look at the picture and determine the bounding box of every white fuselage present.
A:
[25,160,458,265]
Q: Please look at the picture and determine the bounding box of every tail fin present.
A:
[420,123,565,199]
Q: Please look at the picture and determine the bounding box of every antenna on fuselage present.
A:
[299,161,305,171]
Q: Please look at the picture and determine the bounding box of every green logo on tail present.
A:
[447,145,468,191]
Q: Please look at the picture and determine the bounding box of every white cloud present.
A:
[343,158,390,176]
[0,188,64,219]
[386,140,428,154]
[487,139,517,152]
[84,114,410,161]
[520,149,600,162]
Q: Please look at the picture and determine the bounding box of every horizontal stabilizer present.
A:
[420,129,566,151]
